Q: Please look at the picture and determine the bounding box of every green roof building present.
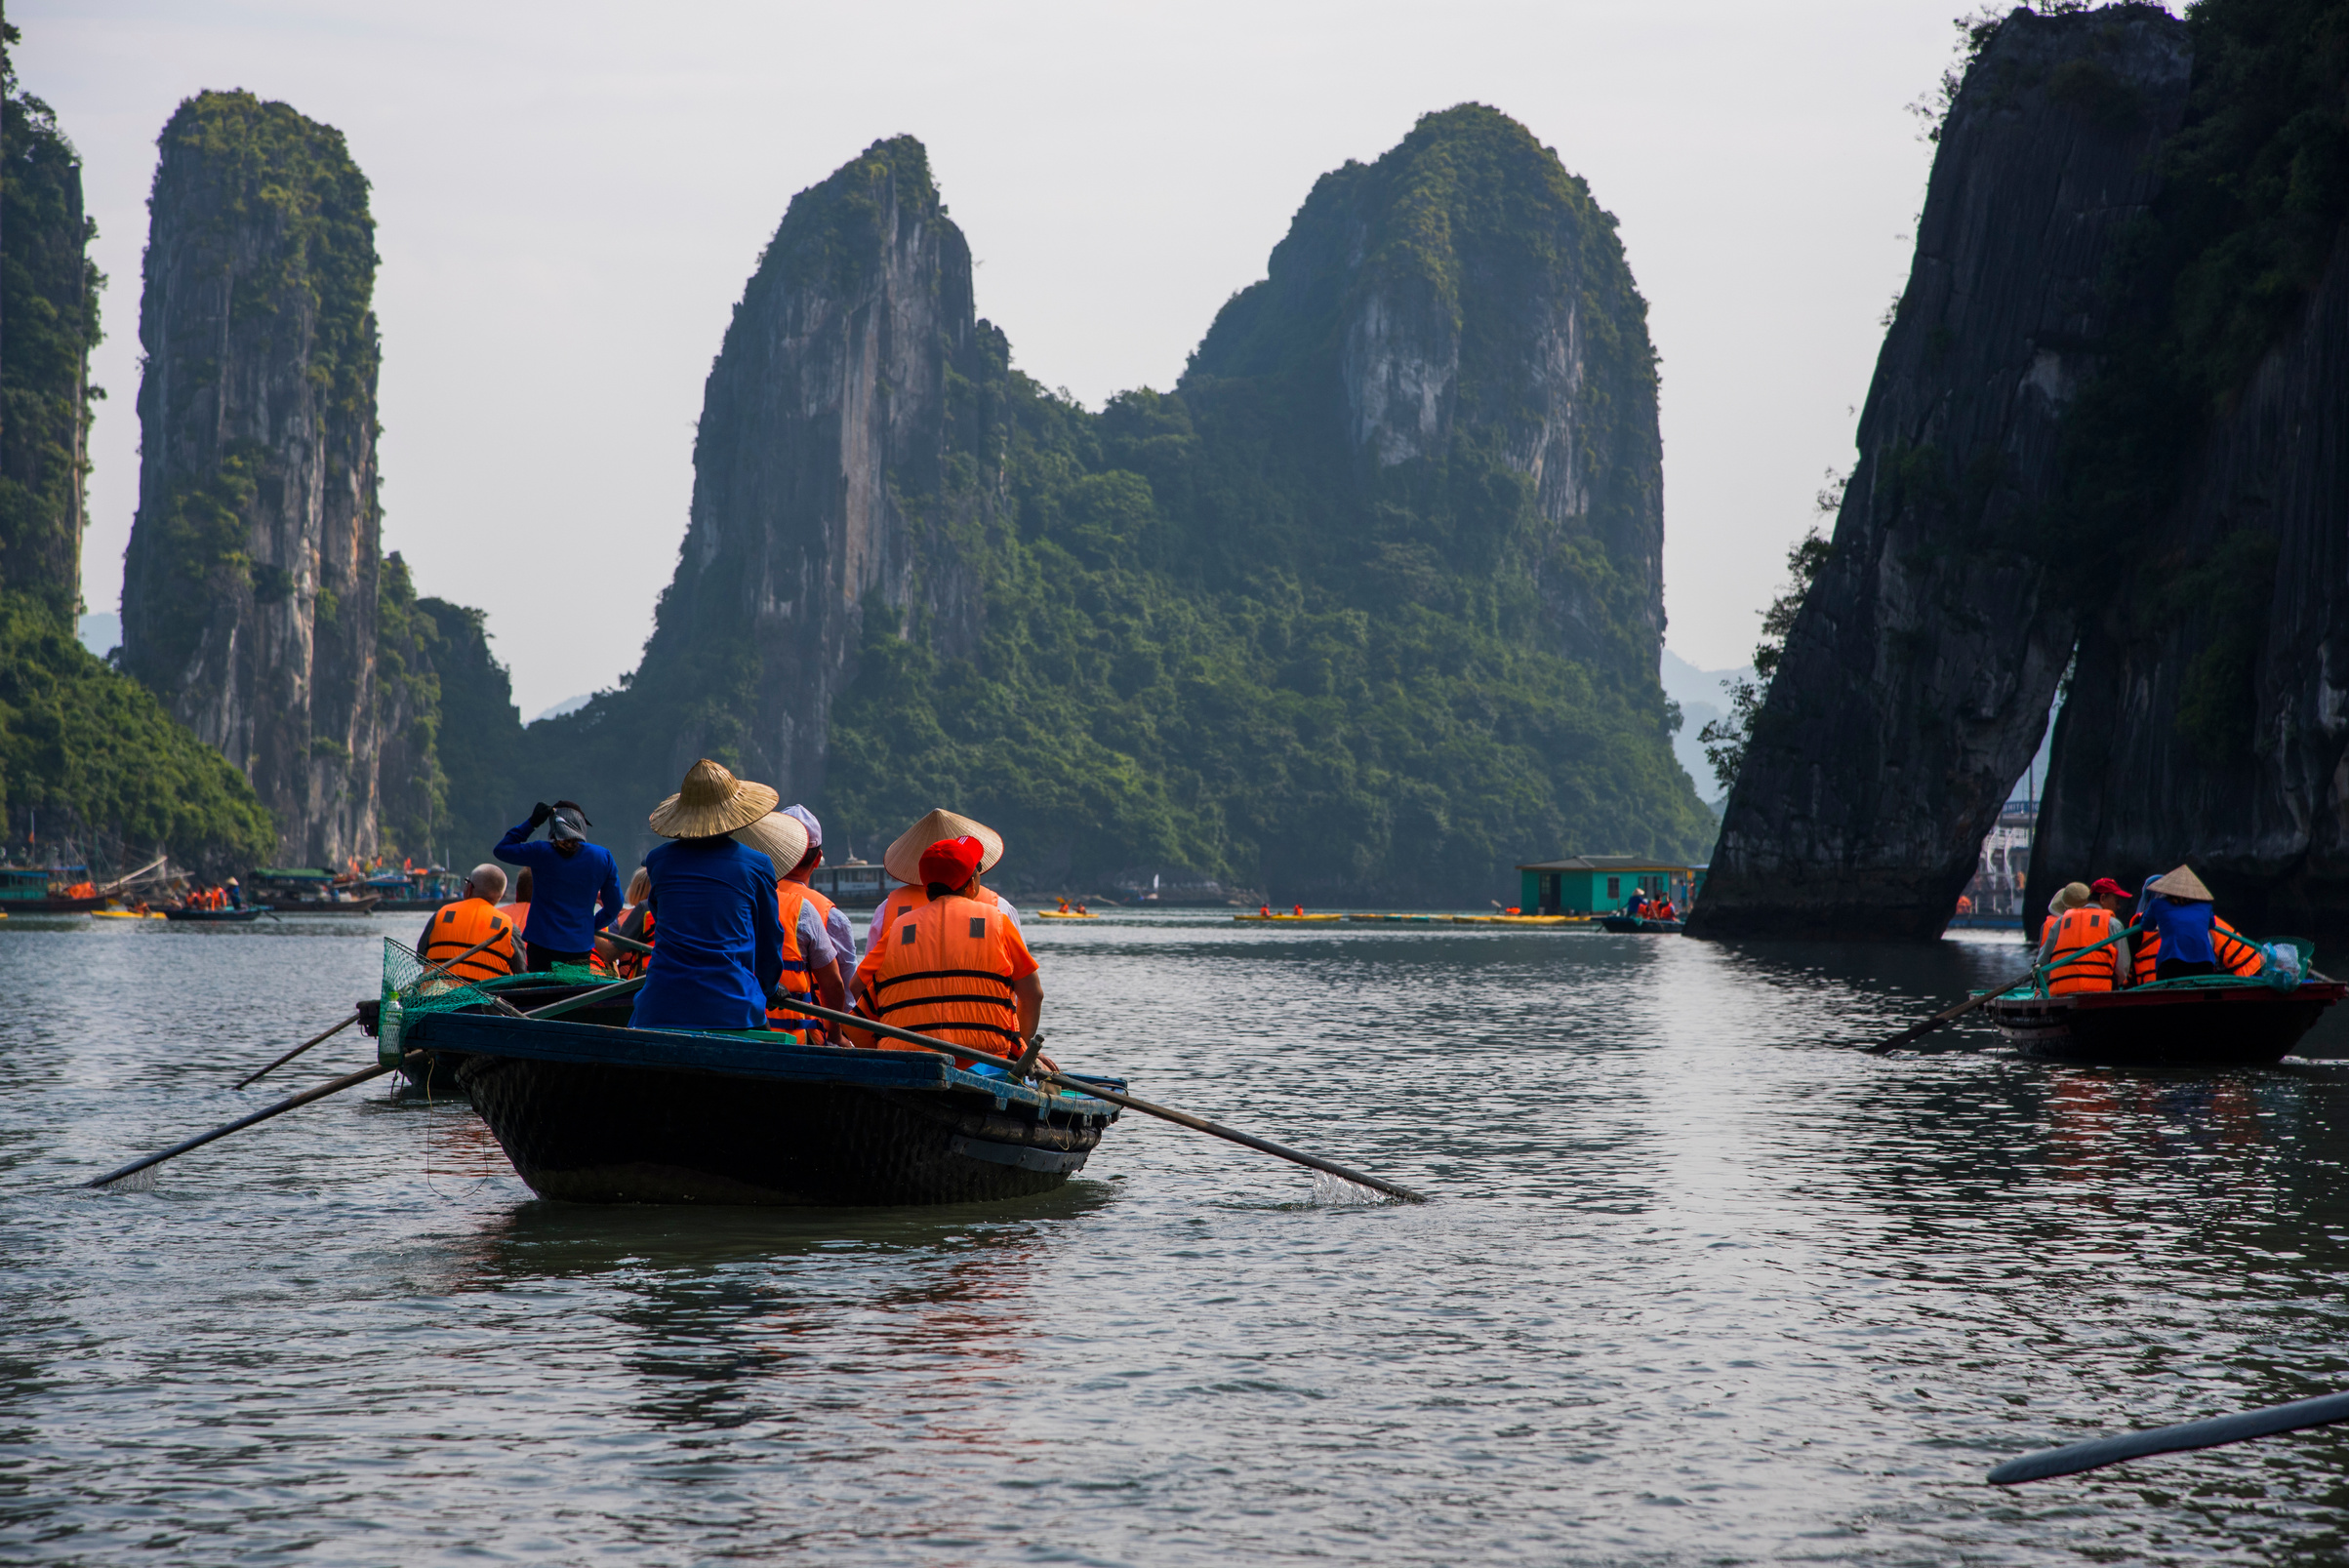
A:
[1516,857,1698,916]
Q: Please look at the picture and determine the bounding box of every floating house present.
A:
[1515,856,1698,916]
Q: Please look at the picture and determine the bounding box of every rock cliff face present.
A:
[2031,219,2349,928]
[561,137,987,822]
[121,92,384,866]
[1183,106,1665,670]
[0,60,101,624]
[1691,7,2192,940]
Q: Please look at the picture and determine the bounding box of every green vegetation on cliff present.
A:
[0,23,101,624]
[0,590,274,871]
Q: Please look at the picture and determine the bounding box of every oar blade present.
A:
[1989,1390,2349,1484]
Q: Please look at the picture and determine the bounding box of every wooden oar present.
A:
[98,978,651,1189]
[1989,1389,2349,1484]
[232,927,513,1089]
[89,1054,411,1188]
[1864,919,2142,1055]
[786,996,1428,1203]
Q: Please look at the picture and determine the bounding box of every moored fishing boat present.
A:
[391,1005,1121,1205]
[1985,980,2347,1067]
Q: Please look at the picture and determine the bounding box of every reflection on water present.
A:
[6,911,2349,1562]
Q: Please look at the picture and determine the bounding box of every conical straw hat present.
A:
[883,808,1003,883]
[2150,864,2214,902]
[730,809,809,879]
[647,758,780,839]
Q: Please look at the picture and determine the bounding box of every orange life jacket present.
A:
[423,898,519,983]
[2212,917,2263,977]
[591,905,655,979]
[2047,906,2119,994]
[765,878,840,1037]
[851,892,1033,1063]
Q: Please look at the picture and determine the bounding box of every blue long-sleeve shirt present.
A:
[2146,894,2217,966]
[628,836,784,1030]
[493,819,622,953]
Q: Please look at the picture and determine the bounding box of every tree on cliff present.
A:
[525,108,1710,902]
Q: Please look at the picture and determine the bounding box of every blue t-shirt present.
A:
[493,820,622,953]
[629,836,784,1030]
[2147,895,2216,965]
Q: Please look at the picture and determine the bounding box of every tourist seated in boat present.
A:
[847,834,1042,1068]
[418,864,522,985]
[498,867,532,944]
[779,803,858,979]
[1651,896,1678,921]
[2038,881,2127,994]
[866,809,1023,949]
[495,800,623,972]
[590,867,655,979]
[731,806,849,1043]
[629,760,786,1031]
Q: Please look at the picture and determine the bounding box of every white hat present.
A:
[782,803,822,848]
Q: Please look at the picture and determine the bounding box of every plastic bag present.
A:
[2261,939,2313,990]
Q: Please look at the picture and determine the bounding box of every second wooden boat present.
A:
[1986,981,2347,1068]
[163,905,263,922]
[1600,915,1684,934]
[394,1005,1124,1205]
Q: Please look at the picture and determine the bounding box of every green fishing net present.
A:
[381,938,603,1016]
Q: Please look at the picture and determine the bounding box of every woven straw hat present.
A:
[731,809,809,880]
[647,758,780,839]
[883,808,1003,883]
[2150,864,2214,902]
[2052,881,2091,913]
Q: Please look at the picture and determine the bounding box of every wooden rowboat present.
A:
[162,905,263,922]
[387,1001,1123,1206]
[261,895,381,915]
[1985,981,2348,1068]
[1600,915,1684,934]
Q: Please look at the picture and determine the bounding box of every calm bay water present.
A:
[8,910,2349,1564]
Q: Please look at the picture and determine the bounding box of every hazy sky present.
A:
[23,0,2024,716]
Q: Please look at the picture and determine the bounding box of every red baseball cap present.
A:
[918,835,985,887]
[2089,877,2131,899]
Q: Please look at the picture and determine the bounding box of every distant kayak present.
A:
[91,909,166,921]
[1036,910,1100,920]
[1234,913,1341,923]
[1600,916,1684,934]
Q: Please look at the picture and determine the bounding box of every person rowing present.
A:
[628,759,786,1031]
[845,833,1044,1069]
[2130,864,2264,983]
[866,808,1023,950]
[495,800,623,971]
[731,807,847,1043]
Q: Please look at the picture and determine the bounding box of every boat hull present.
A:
[261,896,381,915]
[163,906,263,922]
[1987,982,2347,1067]
[1600,916,1683,934]
[1,895,110,914]
[409,1009,1119,1206]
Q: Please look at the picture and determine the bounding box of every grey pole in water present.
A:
[1989,1390,2349,1484]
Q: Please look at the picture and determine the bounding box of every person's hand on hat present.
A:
[528,801,553,829]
